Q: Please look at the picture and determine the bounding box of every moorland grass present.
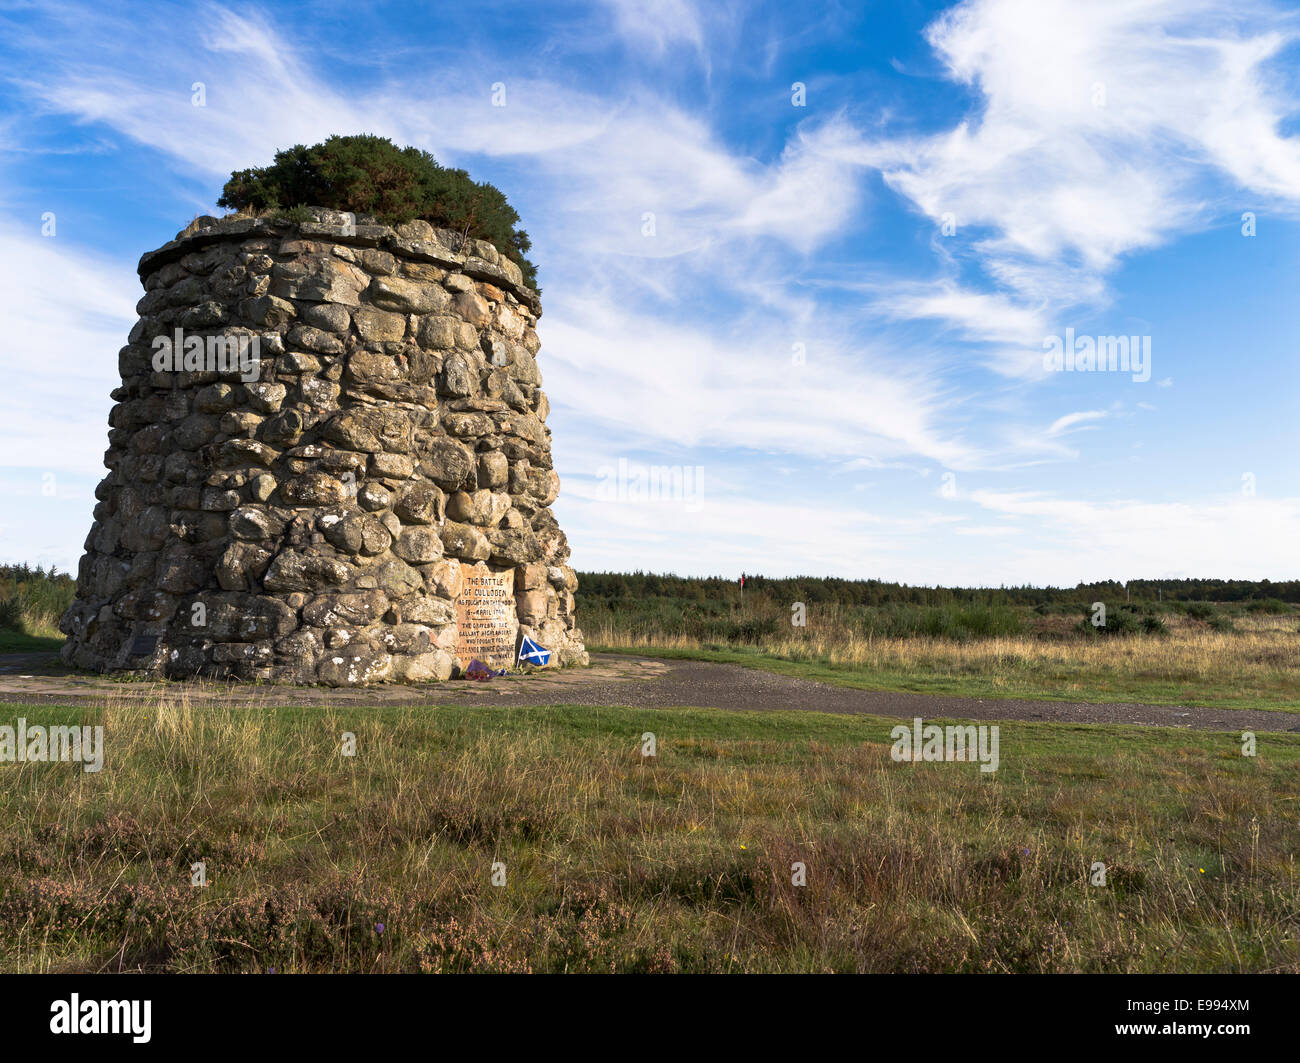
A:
[0,563,73,652]
[1,696,1296,973]
[587,612,1300,712]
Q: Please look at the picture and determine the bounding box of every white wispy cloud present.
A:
[542,289,975,469]
[1047,410,1107,436]
[0,219,138,566]
[834,0,1300,344]
[597,0,706,55]
[969,489,1300,582]
[0,220,136,474]
[884,286,1048,346]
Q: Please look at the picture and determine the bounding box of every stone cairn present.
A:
[60,209,586,684]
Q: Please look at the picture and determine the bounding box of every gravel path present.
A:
[438,654,1300,732]
[1,650,1297,732]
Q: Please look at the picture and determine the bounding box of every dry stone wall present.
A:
[59,209,586,684]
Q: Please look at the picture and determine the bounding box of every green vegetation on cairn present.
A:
[217,134,539,291]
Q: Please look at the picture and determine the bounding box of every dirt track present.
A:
[1,650,1297,733]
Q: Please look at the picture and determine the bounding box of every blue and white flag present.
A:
[518,636,551,666]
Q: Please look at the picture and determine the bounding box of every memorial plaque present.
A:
[127,634,159,658]
[454,563,518,670]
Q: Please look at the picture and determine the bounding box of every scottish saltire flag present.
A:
[518,637,551,666]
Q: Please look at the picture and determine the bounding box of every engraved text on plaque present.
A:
[454,563,518,670]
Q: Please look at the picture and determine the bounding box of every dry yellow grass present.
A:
[587,614,1300,709]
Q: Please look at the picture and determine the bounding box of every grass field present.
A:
[3,567,1296,972]
[587,619,1300,711]
[0,563,72,653]
[0,632,61,653]
[2,696,1296,973]
[582,595,1300,711]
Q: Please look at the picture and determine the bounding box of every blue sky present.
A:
[2,0,1299,585]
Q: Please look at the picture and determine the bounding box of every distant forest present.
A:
[576,571,1300,607]
[4,563,1297,617]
